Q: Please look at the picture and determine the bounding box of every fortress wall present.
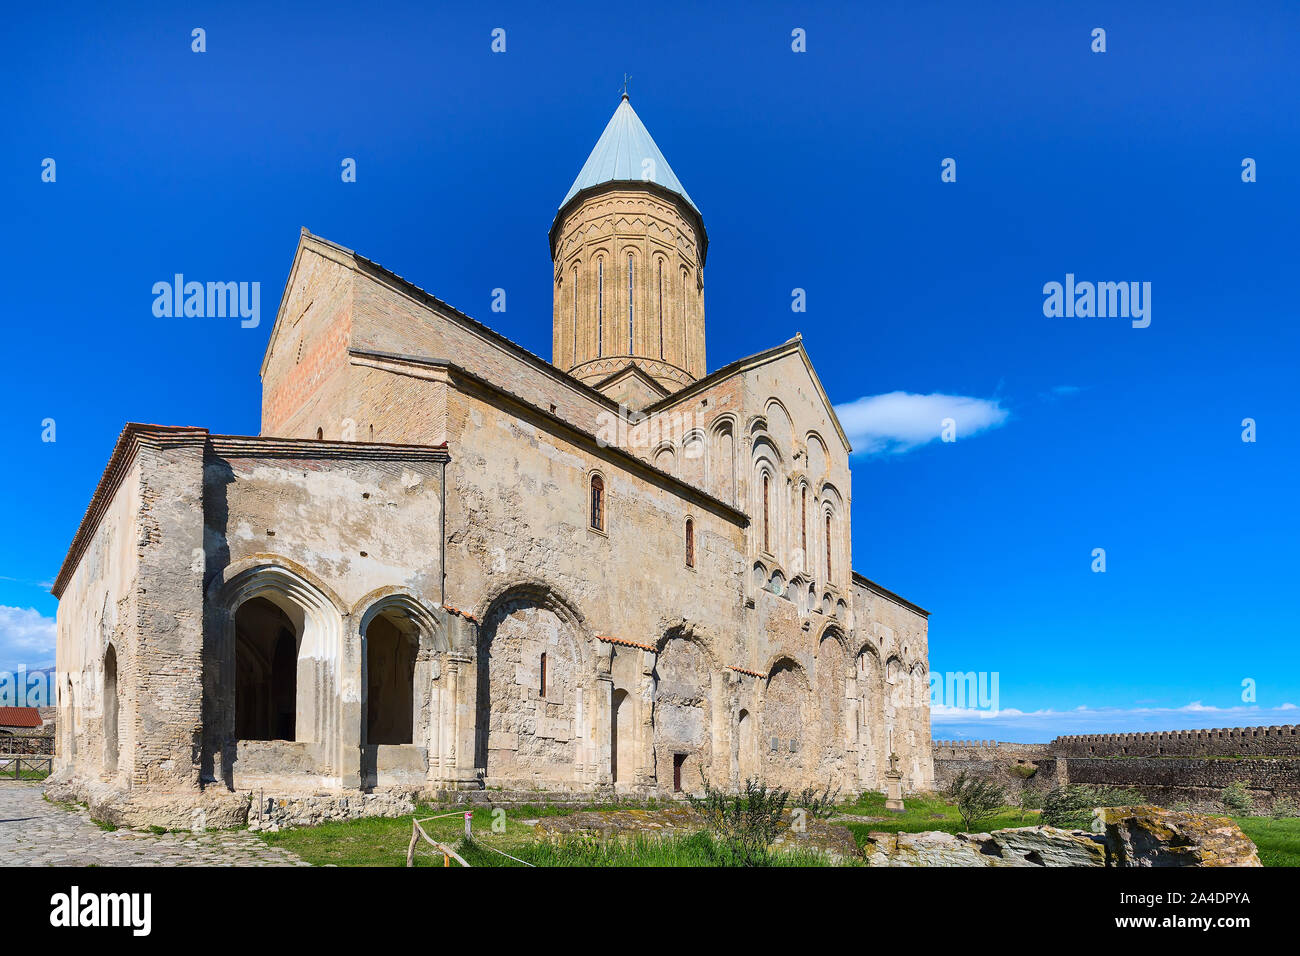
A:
[1064,757,1300,812]
[1050,725,1300,758]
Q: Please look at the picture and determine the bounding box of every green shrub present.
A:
[1221,782,1254,816]
[1040,785,1144,829]
[947,771,1007,831]
[794,782,841,820]
[1009,763,1038,780]
[1269,797,1298,820]
[687,774,789,866]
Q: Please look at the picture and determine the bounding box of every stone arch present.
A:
[474,581,594,785]
[764,398,794,456]
[735,707,757,781]
[752,443,782,559]
[709,415,736,504]
[790,574,810,614]
[652,441,676,476]
[680,428,706,490]
[805,431,829,484]
[854,641,886,787]
[354,591,445,748]
[102,643,120,776]
[814,625,850,783]
[651,620,719,792]
[760,657,812,789]
[214,561,346,748]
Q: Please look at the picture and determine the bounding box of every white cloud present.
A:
[0,605,57,670]
[931,701,1300,743]
[833,391,1009,455]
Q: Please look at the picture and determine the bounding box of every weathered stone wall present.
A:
[261,239,356,439]
[1063,757,1300,811]
[854,577,932,791]
[53,445,143,786]
[934,732,1300,810]
[201,436,449,793]
[53,428,209,793]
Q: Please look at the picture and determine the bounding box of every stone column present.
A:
[446,653,479,788]
[637,650,657,789]
[337,612,361,790]
[594,675,613,786]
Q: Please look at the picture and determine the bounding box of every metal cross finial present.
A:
[621,73,631,99]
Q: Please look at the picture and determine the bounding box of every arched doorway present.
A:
[364,613,417,745]
[651,635,711,791]
[611,688,633,786]
[102,646,119,774]
[736,708,755,781]
[234,597,299,741]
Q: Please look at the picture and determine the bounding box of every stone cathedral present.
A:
[50,95,934,827]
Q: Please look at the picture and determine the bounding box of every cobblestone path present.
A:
[0,782,309,866]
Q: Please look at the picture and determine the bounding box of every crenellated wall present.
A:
[1051,725,1300,758]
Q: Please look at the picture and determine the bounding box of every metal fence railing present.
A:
[0,754,53,779]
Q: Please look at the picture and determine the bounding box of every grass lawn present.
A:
[254,793,1300,867]
[256,803,840,867]
[836,791,1300,867]
[1234,817,1300,867]
[837,789,1039,847]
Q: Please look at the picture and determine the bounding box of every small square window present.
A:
[770,737,779,753]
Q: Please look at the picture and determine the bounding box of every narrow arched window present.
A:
[658,259,665,359]
[681,268,689,372]
[628,254,635,352]
[685,518,695,567]
[801,486,807,564]
[539,652,547,697]
[572,266,579,366]
[316,427,324,440]
[597,259,604,357]
[825,512,833,581]
[762,474,770,553]
[590,474,605,532]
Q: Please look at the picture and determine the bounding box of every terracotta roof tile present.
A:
[0,707,42,728]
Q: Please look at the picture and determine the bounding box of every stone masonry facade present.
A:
[48,97,934,827]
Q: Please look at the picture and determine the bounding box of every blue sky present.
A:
[2,1,1296,740]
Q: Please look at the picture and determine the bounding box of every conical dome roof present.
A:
[558,95,699,215]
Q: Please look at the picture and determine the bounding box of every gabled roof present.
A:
[559,95,698,215]
[642,335,854,454]
[589,362,672,398]
[0,707,42,728]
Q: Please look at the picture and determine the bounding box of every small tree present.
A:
[947,771,1007,831]
[1015,783,1042,823]
[1221,781,1254,816]
[795,782,841,820]
[1269,797,1297,820]
[1040,784,1144,829]
[687,774,789,866]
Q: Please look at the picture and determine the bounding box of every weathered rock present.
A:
[863,805,1262,866]
[1092,805,1262,867]
[45,778,251,831]
[863,826,1105,867]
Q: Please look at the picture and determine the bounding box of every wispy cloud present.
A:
[833,391,1010,455]
[932,701,1300,743]
[0,605,57,671]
